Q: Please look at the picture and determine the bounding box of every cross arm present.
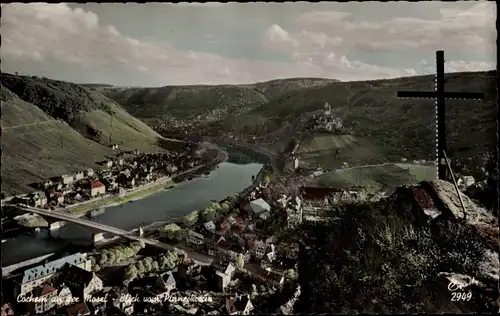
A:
[397,91,485,100]
[397,91,437,99]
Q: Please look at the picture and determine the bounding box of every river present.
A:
[2,157,263,267]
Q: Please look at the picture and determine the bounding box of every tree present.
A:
[143,257,153,272]
[164,223,182,240]
[284,269,298,281]
[135,261,145,275]
[263,175,272,184]
[202,209,217,222]
[183,211,198,227]
[124,264,138,281]
[235,254,245,269]
[152,261,160,271]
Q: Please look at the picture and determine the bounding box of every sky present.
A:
[1,2,496,86]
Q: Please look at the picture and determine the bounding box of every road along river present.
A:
[2,149,264,266]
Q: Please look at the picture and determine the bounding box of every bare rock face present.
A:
[427,180,497,227]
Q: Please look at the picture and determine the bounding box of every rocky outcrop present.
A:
[297,179,499,313]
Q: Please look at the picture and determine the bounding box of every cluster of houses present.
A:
[4,248,274,316]
[306,102,344,133]
[4,147,205,210]
[177,181,304,288]
[4,252,106,316]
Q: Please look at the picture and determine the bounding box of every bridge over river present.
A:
[8,205,175,251]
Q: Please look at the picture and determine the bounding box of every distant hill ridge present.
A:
[101,77,338,118]
[103,70,496,179]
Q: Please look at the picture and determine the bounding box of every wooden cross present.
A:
[397,50,485,181]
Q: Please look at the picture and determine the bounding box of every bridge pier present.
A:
[49,221,65,231]
[93,233,104,244]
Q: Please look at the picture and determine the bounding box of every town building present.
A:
[286,196,303,229]
[266,270,285,289]
[458,175,476,188]
[249,198,271,216]
[66,302,91,316]
[26,284,58,315]
[261,245,277,270]
[56,285,74,308]
[204,221,216,233]
[259,211,270,221]
[74,171,84,181]
[84,168,95,178]
[253,240,267,260]
[17,253,91,297]
[186,230,205,248]
[89,180,106,197]
[59,264,103,300]
[42,180,53,189]
[29,192,47,207]
[226,295,254,315]
[1,303,14,316]
[110,288,134,315]
[156,271,176,293]
[126,178,135,188]
[214,262,235,292]
[60,174,74,185]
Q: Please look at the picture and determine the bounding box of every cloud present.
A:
[170,2,228,7]
[446,60,496,73]
[293,2,496,54]
[1,3,495,86]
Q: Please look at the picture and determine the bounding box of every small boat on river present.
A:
[87,207,106,218]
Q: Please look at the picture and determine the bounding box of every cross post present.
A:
[397,50,485,181]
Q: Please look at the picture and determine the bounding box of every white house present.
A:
[227,216,237,225]
[156,271,176,293]
[74,171,84,181]
[249,198,271,215]
[204,221,216,233]
[84,168,95,177]
[60,174,74,185]
[215,262,236,292]
[56,286,74,307]
[459,175,476,188]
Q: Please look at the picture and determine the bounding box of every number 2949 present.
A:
[451,292,472,302]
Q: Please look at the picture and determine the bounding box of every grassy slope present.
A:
[1,74,180,195]
[317,163,437,193]
[297,134,389,169]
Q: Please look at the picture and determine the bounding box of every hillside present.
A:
[218,71,496,173]
[101,78,337,119]
[317,163,437,193]
[296,180,499,313]
[1,74,179,196]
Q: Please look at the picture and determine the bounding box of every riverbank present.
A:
[67,147,228,216]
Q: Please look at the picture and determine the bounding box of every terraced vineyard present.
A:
[297,133,389,170]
